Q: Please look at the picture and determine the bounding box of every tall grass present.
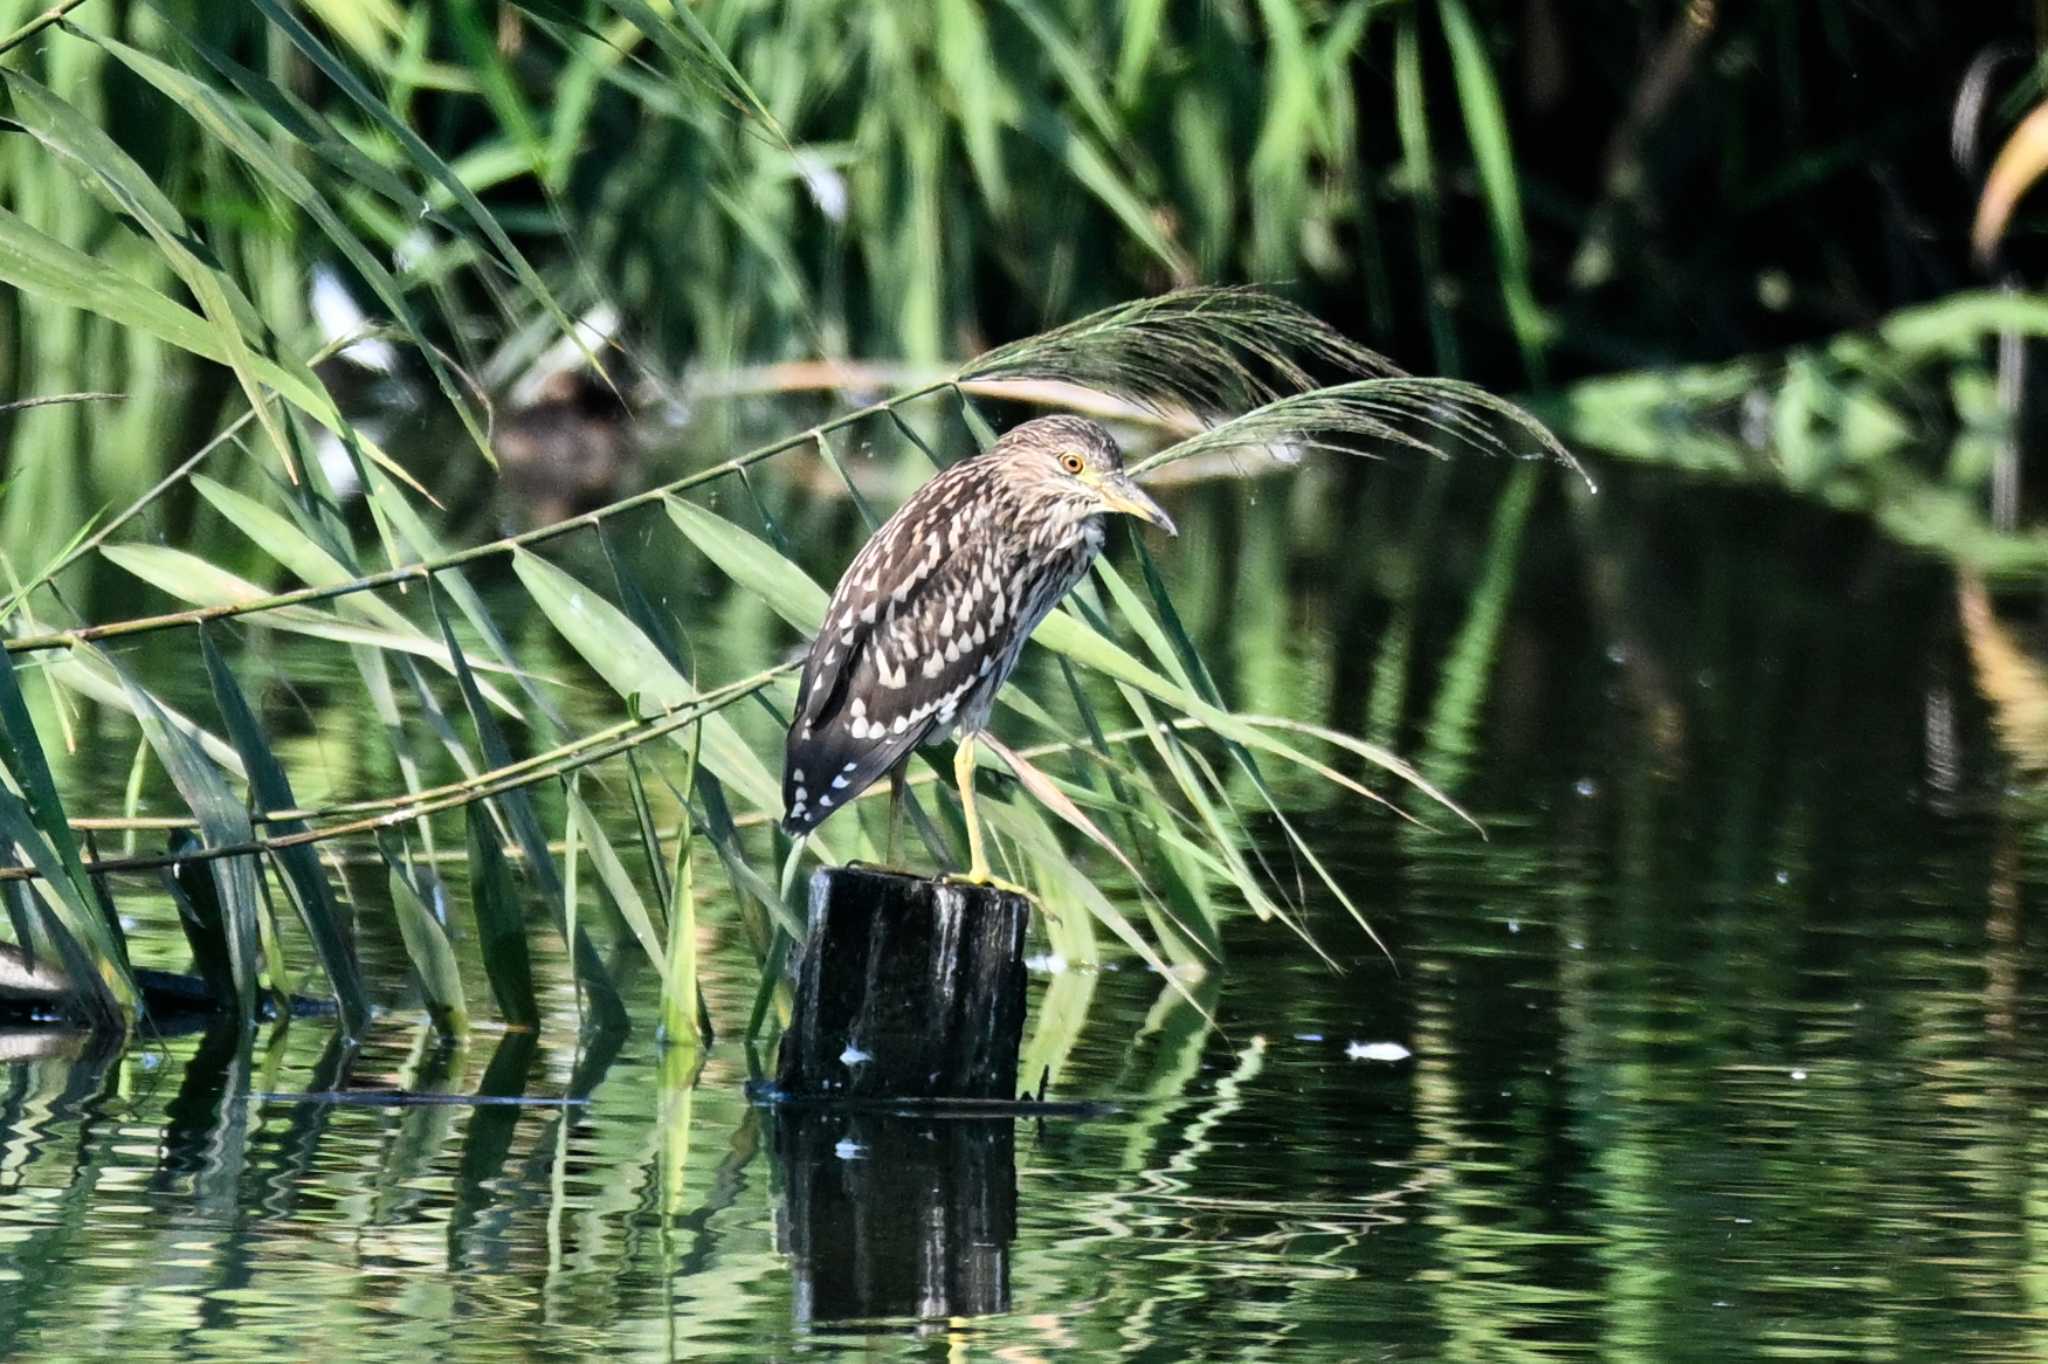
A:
[0,3,1588,1037]
[0,0,2001,576]
[0,0,2023,1040]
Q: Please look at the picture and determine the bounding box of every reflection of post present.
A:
[774,1111,1016,1323]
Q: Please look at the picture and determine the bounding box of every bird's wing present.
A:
[783,476,1010,834]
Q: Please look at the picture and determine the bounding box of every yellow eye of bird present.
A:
[1059,451,1085,474]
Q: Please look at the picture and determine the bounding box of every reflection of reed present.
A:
[0,1033,119,1360]
[1958,574,2048,770]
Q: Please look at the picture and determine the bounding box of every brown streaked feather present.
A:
[781,416,1121,836]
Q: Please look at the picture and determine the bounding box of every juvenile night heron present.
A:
[780,414,1176,882]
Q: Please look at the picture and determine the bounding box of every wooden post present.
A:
[774,866,1030,1103]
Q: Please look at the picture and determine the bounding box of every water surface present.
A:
[5,468,2045,1360]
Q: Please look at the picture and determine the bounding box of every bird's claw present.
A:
[942,868,1033,900]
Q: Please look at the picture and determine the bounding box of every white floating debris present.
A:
[1346,1041,1412,1063]
[1789,1069,1806,1081]
[1023,953,1068,975]
[1293,1032,1323,1043]
[838,1044,872,1066]
[833,1138,864,1160]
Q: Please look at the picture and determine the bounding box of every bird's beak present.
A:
[1102,477,1178,537]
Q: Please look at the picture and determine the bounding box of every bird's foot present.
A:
[942,867,1033,900]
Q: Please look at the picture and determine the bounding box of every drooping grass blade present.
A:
[104,650,265,1023]
[465,803,539,1031]
[429,584,626,1032]
[199,626,369,1039]
[378,831,469,1039]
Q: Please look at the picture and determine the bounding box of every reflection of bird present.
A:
[781,415,1177,882]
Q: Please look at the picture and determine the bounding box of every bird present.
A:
[780,414,1177,884]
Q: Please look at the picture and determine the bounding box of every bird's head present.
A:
[994,414,1177,537]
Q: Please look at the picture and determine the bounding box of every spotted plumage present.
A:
[781,414,1175,876]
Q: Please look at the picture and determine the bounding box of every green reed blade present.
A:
[429,583,626,1032]
[378,832,469,1038]
[464,801,539,1031]
[199,626,369,1039]
[106,650,263,1022]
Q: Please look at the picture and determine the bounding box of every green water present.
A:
[5,464,2045,1360]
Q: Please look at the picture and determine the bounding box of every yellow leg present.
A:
[884,766,905,868]
[956,738,989,880]
[948,738,1028,895]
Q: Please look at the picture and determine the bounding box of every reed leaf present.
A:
[158,831,240,1016]
[464,802,538,1030]
[1437,0,1548,381]
[107,651,263,1023]
[0,649,133,1021]
[199,627,369,1039]
[565,784,671,992]
[0,67,299,480]
[91,30,495,463]
[511,546,782,816]
[663,496,829,632]
[242,0,607,393]
[428,583,626,1033]
[100,545,524,715]
[0,204,428,498]
[661,723,705,1047]
[34,647,246,779]
[379,832,468,1038]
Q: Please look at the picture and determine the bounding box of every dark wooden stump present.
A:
[775,866,1030,1103]
[774,1110,1015,1322]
